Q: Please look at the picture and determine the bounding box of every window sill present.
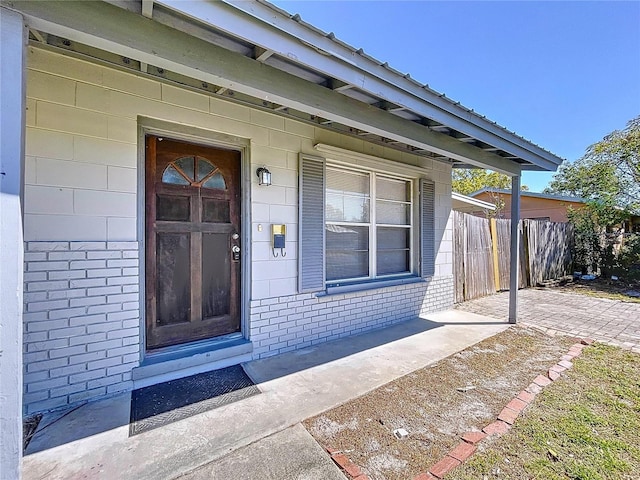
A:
[317,275,425,297]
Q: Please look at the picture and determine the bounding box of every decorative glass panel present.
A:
[202,199,230,223]
[197,158,214,181]
[162,156,226,190]
[202,172,226,190]
[156,194,190,221]
[175,157,195,180]
[326,224,369,280]
[162,165,190,186]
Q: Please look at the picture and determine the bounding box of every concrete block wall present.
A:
[23,241,139,414]
[23,46,455,413]
[249,276,454,358]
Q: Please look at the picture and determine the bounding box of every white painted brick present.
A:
[76,82,110,111]
[107,166,136,193]
[74,136,137,168]
[24,214,107,241]
[103,68,161,99]
[74,190,135,217]
[49,307,87,320]
[48,271,86,281]
[49,326,86,339]
[35,157,108,190]
[26,128,74,160]
[48,251,87,261]
[37,101,108,137]
[27,299,69,312]
[69,387,107,404]
[70,278,107,288]
[69,314,107,327]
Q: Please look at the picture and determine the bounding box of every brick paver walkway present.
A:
[456,288,640,353]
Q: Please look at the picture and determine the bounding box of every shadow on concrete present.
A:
[26,316,445,454]
[245,317,443,384]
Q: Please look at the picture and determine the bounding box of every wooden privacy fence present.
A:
[454,211,574,303]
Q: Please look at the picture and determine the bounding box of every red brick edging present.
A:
[326,338,595,480]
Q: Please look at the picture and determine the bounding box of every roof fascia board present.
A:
[9,0,520,175]
[157,0,560,170]
[452,192,496,210]
[470,188,586,203]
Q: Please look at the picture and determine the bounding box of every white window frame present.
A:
[325,163,414,285]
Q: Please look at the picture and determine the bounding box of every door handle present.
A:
[231,245,240,261]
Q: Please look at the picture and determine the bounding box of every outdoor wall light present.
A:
[256,166,272,186]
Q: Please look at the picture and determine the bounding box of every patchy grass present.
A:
[554,278,640,303]
[449,344,640,480]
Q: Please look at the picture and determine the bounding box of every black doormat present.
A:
[129,364,260,436]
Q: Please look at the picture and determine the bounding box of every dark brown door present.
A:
[145,135,241,350]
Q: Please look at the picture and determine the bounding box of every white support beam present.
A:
[509,174,521,324]
[9,0,522,175]
[253,46,274,63]
[0,7,26,479]
[157,0,561,171]
[141,0,154,18]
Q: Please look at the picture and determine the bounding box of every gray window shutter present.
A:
[298,154,325,292]
[420,179,435,277]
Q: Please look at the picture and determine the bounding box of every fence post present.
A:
[490,217,501,291]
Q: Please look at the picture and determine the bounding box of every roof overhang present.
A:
[4,0,564,176]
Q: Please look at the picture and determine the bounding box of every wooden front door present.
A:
[145,135,241,350]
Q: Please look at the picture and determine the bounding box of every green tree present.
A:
[545,116,640,211]
[452,169,528,195]
[546,116,640,276]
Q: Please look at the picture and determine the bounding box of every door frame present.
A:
[136,118,252,363]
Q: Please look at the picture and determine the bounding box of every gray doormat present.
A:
[129,364,260,436]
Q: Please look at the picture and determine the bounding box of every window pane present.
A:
[326,168,370,223]
[326,193,370,223]
[196,157,215,181]
[175,156,195,181]
[377,227,410,275]
[376,201,410,225]
[377,250,410,275]
[202,172,226,190]
[377,177,409,202]
[157,194,190,221]
[202,199,230,223]
[162,165,190,186]
[326,225,369,280]
[327,168,369,196]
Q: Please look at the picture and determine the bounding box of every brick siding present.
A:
[23,241,139,414]
[249,276,454,359]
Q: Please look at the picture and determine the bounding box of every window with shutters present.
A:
[325,165,412,284]
[299,153,434,294]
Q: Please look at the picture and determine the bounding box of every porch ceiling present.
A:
[5,0,564,176]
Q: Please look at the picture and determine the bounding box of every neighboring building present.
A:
[0,3,563,472]
[469,189,586,222]
[452,192,496,214]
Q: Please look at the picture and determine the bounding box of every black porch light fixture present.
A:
[256,166,272,186]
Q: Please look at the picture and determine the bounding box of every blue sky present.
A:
[270,1,640,191]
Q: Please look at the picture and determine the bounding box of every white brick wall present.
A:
[249,276,454,359]
[21,47,456,414]
[23,242,139,414]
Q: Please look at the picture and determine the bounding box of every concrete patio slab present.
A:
[177,424,346,480]
[457,289,640,352]
[24,310,508,480]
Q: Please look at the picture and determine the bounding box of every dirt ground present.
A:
[552,277,640,303]
[304,326,574,480]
